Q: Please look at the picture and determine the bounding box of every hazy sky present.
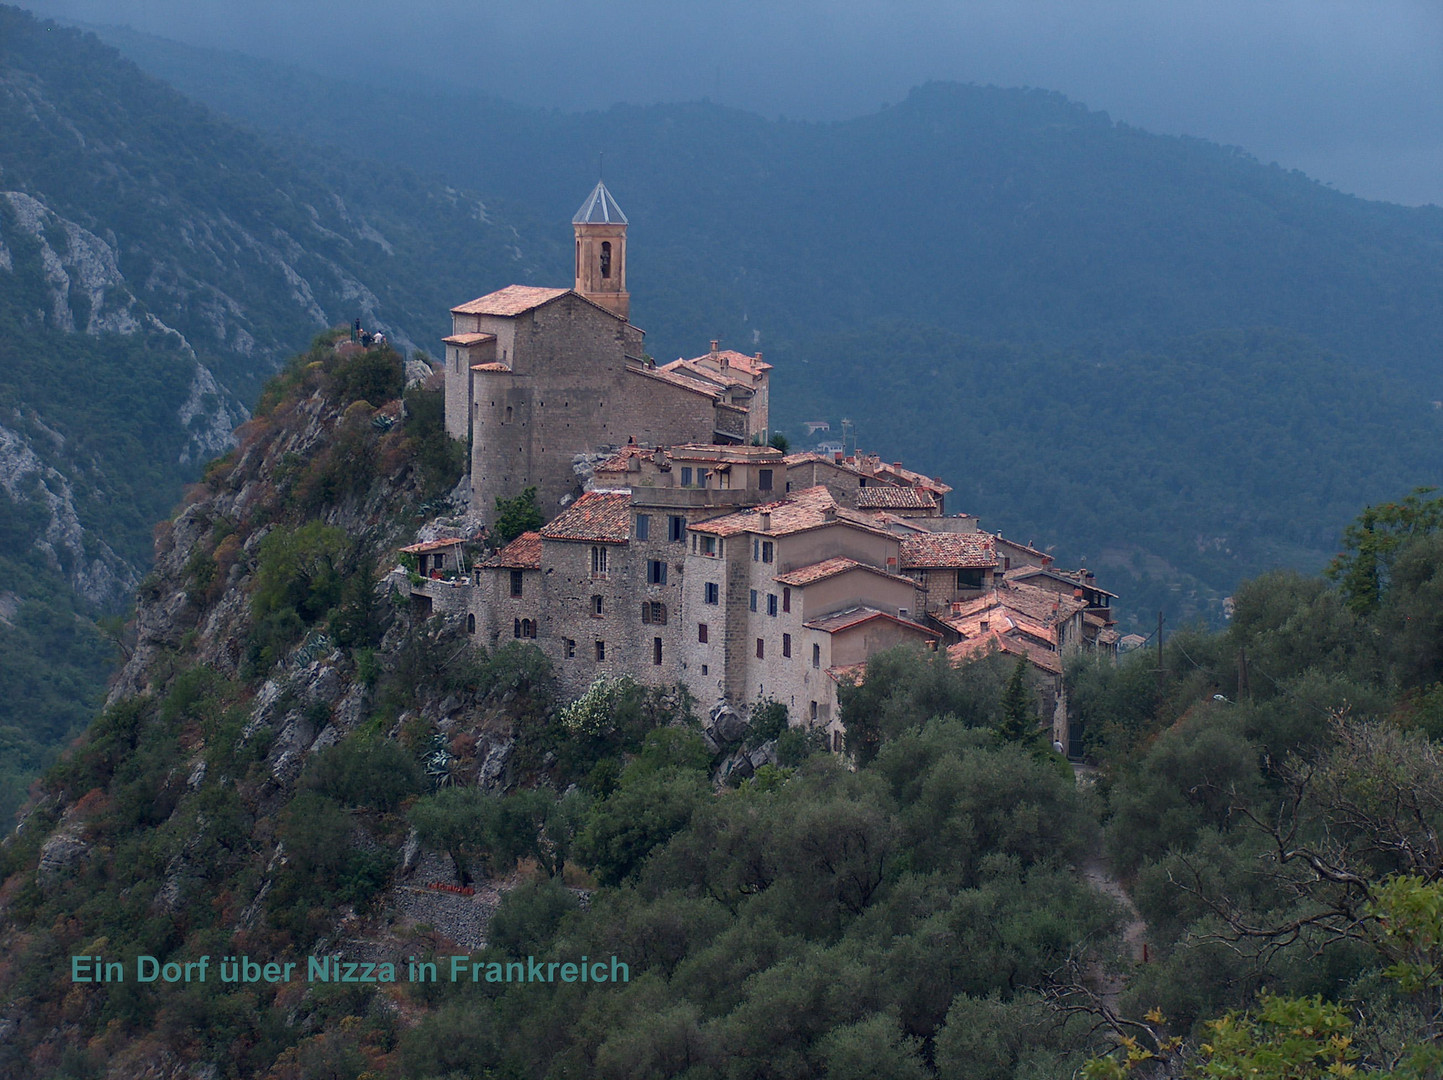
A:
[21,0,1443,206]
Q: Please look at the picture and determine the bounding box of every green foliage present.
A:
[301,735,424,813]
[408,786,498,885]
[329,346,403,407]
[747,697,790,748]
[1194,994,1358,1079]
[486,877,578,955]
[1328,488,1443,614]
[842,646,1010,764]
[493,486,544,546]
[997,657,1037,745]
[246,521,348,672]
[403,384,467,500]
[537,676,693,782]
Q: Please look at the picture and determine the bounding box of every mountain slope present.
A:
[0,6,547,818]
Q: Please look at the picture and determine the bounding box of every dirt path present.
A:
[1074,765,1149,1008]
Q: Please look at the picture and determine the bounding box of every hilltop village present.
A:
[399,182,1119,751]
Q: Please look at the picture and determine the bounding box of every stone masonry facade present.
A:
[418,182,1118,750]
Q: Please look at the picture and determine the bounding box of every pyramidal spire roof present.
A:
[573,180,628,225]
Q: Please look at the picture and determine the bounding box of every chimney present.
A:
[1073,588,1084,600]
[710,340,720,355]
[754,352,763,363]
[979,620,989,632]
[822,506,837,522]
[759,512,771,531]
[834,452,843,462]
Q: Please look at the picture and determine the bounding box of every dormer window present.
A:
[600,241,612,279]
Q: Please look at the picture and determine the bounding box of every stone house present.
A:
[442,182,760,527]
[430,180,1119,752]
[897,531,999,610]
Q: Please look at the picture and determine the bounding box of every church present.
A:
[442,181,771,526]
[429,183,1114,752]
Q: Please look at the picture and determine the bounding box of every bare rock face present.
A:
[706,702,750,746]
[36,827,89,893]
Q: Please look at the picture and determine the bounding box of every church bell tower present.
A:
[573,181,629,320]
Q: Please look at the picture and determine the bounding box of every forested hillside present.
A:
[79,21,1443,622]
[0,5,546,817]
[3,335,1443,1077]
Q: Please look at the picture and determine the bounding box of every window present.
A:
[956,567,985,590]
[641,601,667,625]
[810,700,818,721]
[653,637,663,665]
[565,638,576,658]
[698,623,709,643]
[704,582,719,605]
[669,515,685,542]
[783,587,791,613]
[761,541,774,564]
[600,240,612,278]
[812,643,821,668]
[749,590,758,612]
[681,467,693,487]
[635,514,650,541]
[647,559,668,585]
[783,633,792,657]
[510,570,524,597]
[702,535,718,557]
[767,594,778,616]
[522,619,536,639]
[756,638,765,659]
[513,618,522,638]
[698,469,710,487]
[591,545,608,578]
[758,469,774,491]
[595,640,606,661]
[591,595,604,617]
[701,664,708,676]
[467,613,476,634]
[504,405,513,423]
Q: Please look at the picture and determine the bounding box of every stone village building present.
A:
[413,182,1117,751]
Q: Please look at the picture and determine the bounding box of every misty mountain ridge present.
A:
[88,19,1442,616]
[0,5,556,814]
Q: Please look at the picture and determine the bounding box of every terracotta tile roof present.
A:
[846,454,953,496]
[684,347,772,376]
[443,332,497,346]
[630,365,725,401]
[451,285,569,317]
[594,445,659,473]
[1007,566,1119,598]
[690,486,891,539]
[471,362,512,372]
[804,605,933,636]
[865,512,932,535]
[827,663,867,685]
[539,490,631,544]
[668,444,782,462]
[941,582,1086,632]
[400,537,469,555]
[856,487,937,510]
[994,536,1053,563]
[900,532,997,569]
[774,556,916,589]
[948,632,1063,675]
[484,531,542,569]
